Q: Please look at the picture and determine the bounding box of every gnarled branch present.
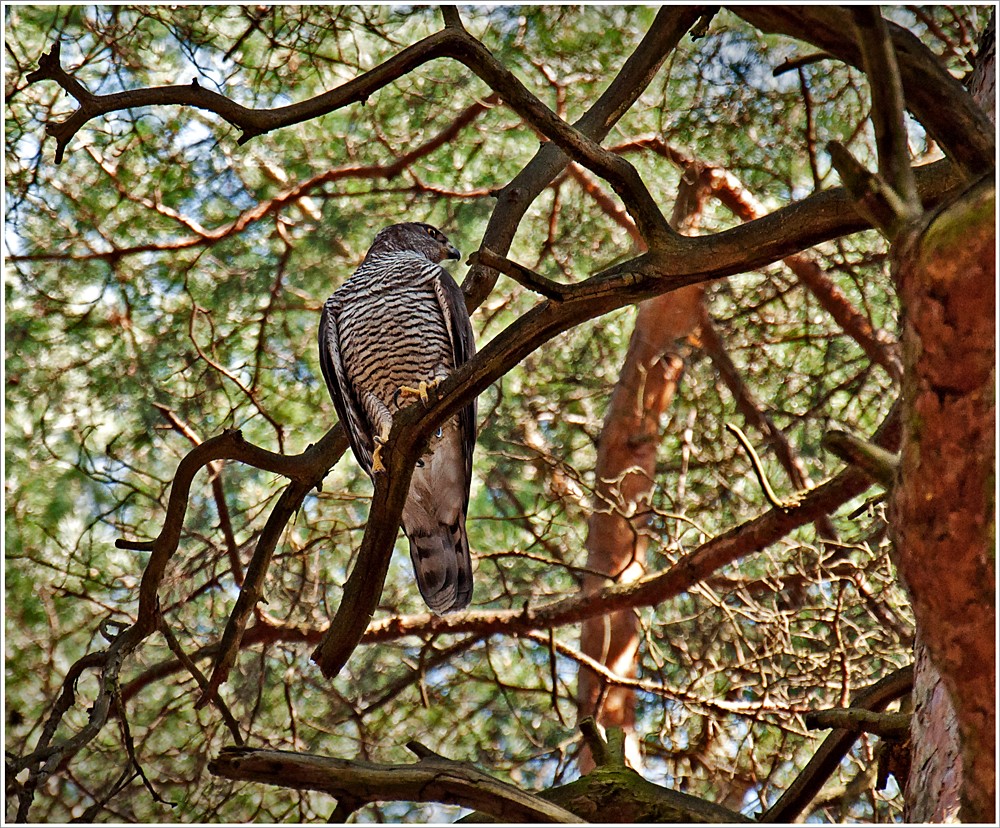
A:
[208,745,581,823]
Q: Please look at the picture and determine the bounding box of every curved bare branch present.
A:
[208,746,581,823]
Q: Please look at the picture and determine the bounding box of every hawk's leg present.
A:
[361,391,395,474]
[371,435,389,474]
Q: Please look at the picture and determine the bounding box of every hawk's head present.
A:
[368,222,461,264]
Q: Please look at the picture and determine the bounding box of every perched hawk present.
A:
[319,222,477,613]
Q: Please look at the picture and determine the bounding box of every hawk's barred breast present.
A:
[336,272,454,413]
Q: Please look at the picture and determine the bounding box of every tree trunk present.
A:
[905,634,963,822]
[892,177,995,822]
[897,13,996,822]
[576,163,712,771]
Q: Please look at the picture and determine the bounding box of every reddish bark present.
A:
[611,138,903,381]
[576,162,712,771]
[892,178,995,822]
[898,19,994,817]
[576,284,704,770]
[906,634,962,822]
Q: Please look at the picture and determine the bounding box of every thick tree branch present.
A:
[827,140,913,240]
[310,425,422,677]
[27,30,468,161]
[310,159,929,677]
[463,6,703,307]
[594,159,959,294]
[208,746,581,823]
[633,140,904,382]
[9,95,497,265]
[355,402,900,646]
[806,707,911,738]
[822,429,899,489]
[464,720,752,824]
[152,403,243,585]
[197,478,314,708]
[440,6,465,30]
[115,147,925,683]
[29,19,675,247]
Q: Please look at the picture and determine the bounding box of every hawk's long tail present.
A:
[401,425,473,613]
[406,517,473,614]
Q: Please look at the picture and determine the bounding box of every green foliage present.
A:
[6,4,982,823]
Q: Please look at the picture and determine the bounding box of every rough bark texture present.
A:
[906,634,962,822]
[900,16,995,822]
[969,11,995,125]
[576,164,712,772]
[892,177,995,823]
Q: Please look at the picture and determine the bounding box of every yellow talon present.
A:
[397,378,440,406]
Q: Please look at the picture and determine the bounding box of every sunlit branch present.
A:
[611,136,905,381]
[456,6,703,308]
[698,313,835,538]
[522,631,806,719]
[357,402,900,646]
[208,745,580,823]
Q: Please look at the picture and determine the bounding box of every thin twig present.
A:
[197,479,313,708]
[158,619,244,745]
[726,422,806,513]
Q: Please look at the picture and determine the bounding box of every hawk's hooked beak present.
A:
[445,242,461,261]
